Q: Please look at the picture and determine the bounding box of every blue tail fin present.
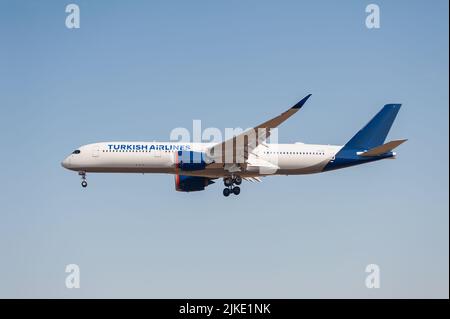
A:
[343,104,401,151]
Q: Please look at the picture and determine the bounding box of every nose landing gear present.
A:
[79,171,87,188]
[223,176,242,197]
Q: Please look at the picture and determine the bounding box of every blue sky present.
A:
[0,0,448,298]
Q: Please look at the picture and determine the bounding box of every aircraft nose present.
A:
[61,156,71,169]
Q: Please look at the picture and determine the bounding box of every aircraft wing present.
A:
[207,94,311,164]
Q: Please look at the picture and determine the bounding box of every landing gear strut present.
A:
[223,175,241,197]
[79,171,87,188]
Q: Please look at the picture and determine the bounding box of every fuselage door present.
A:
[151,147,161,157]
[92,146,100,157]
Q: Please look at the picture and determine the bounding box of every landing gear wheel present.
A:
[234,176,242,185]
[224,177,233,187]
[81,180,88,188]
[232,186,240,195]
[223,188,231,197]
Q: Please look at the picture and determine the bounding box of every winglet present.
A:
[291,94,312,109]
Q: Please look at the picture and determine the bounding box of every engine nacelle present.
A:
[175,175,214,192]
[176,151,207,171]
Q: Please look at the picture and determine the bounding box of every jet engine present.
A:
[175,151,208,171]
[174,175,214,192]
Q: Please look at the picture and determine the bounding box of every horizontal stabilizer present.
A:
[359,139,407,157]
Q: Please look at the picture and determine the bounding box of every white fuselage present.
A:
[61,142,342,177]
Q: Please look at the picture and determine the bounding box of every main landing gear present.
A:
[222,176,242,197]
[79,171,87,188]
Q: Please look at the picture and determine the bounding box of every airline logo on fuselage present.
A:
[107,144,191,151]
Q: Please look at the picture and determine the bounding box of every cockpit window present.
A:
[72,150,81,154]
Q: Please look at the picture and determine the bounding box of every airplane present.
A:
[61,94,406,197]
